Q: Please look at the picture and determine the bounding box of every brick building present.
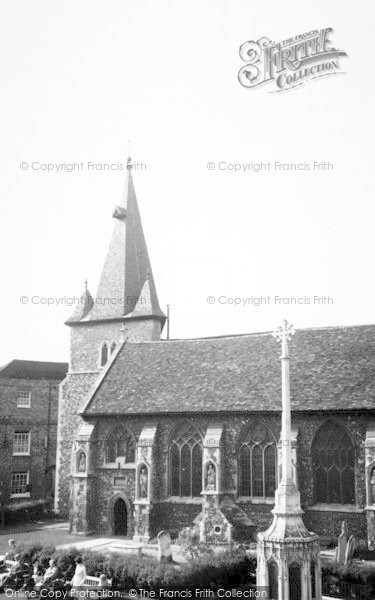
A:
[0,360,68,507]
[56,161,375,547]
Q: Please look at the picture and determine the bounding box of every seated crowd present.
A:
[0,539,111,593]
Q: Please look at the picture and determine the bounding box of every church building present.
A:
[55,160,375,548]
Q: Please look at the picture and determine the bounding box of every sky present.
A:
[0,0,374,365]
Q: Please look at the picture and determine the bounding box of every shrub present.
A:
[177,526,213,560]
[10,543,256,592]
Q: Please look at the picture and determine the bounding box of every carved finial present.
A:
[273,319,295,344]
[127,156,133,170]
[84,278,88,291]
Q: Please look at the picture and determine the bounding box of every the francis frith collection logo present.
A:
[238,28,347,92]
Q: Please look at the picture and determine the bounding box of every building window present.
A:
[110,341,116,354]
[238,422,277,498]
[312,421,355,504]
[169,422,203,497]
[13,431,31,455]
[11,471,30,497]
[105,427,135,464]
[100,343,108,367]
[17,391,31,408]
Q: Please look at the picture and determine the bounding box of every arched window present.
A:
[312,421,355,504]
[169,422,203,497]
[105,427,136,464]
[370,466,375,505]
[268,559,278,599]
[110,341,116,355]
[238,422,276,498]
[289,563,301,600]
[100,343,108,367]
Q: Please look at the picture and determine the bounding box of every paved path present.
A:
[0,518,185,560]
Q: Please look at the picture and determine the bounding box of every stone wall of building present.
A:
[64,411,369,542]
[0,376,61,503]
[55,373,98,515]
[69,320,161,372]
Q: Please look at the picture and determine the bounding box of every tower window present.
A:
[100,343,108,367]
[110,341,116,355]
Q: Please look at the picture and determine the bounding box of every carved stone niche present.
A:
[203,424,222,495]
[72,421,96,478]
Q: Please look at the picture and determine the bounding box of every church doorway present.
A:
[113,497,127,535]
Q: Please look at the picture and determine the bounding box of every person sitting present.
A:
[35,558,59,591]
[4,554,33,590]
[99,574,110,588]
[0,539,17,569]
[69,556,86,589]
[32,563,44,589]
[5,540,17,562]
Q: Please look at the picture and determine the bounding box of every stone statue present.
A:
[206,463,216,491]
[139,466,148,498]
[78,452,86,473]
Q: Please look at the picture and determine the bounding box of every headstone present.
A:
[344,534,357,565]
[335,521,348,566]
[157,530,172,562]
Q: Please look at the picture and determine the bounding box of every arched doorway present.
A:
[113,497,127,535]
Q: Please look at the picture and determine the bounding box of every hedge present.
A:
[14,544,256,591]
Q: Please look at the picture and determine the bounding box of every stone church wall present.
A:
[59,409,368,541]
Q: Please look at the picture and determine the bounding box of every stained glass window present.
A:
[105,427,136,464]
[169,423,203,497]
[238,422,276,498]
[312,421,355,504]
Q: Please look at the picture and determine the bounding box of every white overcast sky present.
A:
[0,0,374,365]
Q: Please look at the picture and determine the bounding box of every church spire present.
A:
[67,162,165,327]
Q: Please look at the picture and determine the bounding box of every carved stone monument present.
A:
[256,321,322,600]
[157,530,172,562]
[335,521,348,566]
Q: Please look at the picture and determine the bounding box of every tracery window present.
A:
[238,422,276,498]
[105,427,136,464]
[169,422,203,497]
[312,421,355,504]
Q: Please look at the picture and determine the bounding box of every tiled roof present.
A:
[0,360,68,380]
[83,324,375,415]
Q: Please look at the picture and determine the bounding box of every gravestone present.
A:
[344,534,357,565]
[157,530,172,562]
[335,521,348,566]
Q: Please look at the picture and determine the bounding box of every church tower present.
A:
[66,157,166,372]
[55,159,165,520]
